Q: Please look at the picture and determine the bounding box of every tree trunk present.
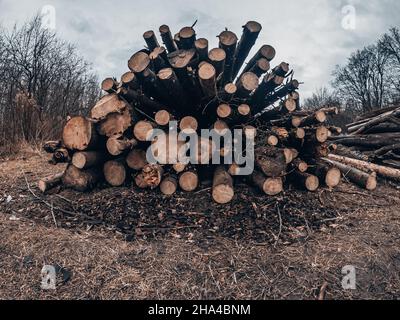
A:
[160,174,178,195]
[232,21,262,79]
[212,166,234,204]
[310,162,341,188]
[101,78,118,93]
[38,173,64,193]
[72,151,105,169]
[62,116,98,151]
[103,159,127,187]
[208,48,226,78]
[198,62,217,98]
[98,107,132,137]
[90,93,128,120]
[126,149,148,170]
[179,169,199,192]
[218,30,238,84]
[62,165,102,192]
[143,30,160,51]
[255,146,286,177]
[327,154,400,181]
[235,72,259,98]
[241,45,275,75]
[252,171,283,196]
[322,158,377,190]
[106,137,137,156]
[133,120,156,142]
[159,25,177,53]
[292,171,319,191]
[135,164,164,189]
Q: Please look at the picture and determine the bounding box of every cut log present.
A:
[283,148,299,164]
[180,116,198,132]
[72,151,105,170]
[218,30,238,84]
[232,21,262,79]
[178,26,196,49]
[149,47,168,72]
[310,162,341,188]
[292,158,308,173]
[173,162,187,174]
[62,116,98,151]
[43,140,62,153]
[322,158,377,190]
[101,78,118,93]
[235,72,259,98]
[248,58,270,77]
[62,165,102,192]
[53,148,71,164]
[159,25,177,53]
[120,71,139,90]
[160,175,178,195]
[255,146,286,177]
[117,87,166,113]
[208,48,226,77]
[198,62,217,98]
[212,166,234,204]
[38,173,64,193]
[272,62,290,77]
[298,111,326,127]
[135,164,164,189]
[126,149,148,170]
[179,170,199,192]
[98,107,132,137]
[155,110,173,126]
[217,104,232,119]
[106,136,137,156]
[252,171,283,196]
[143,30,160,51]
[157,67,188,112]
[194,38,209,62]
[241,45,276,75]
[327,154,400,181]
[91,93,128,120]
[133,120,156,142]
[104,159,127,187]
[292,171,319,192]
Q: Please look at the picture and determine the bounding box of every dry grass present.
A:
[0,154,400,299]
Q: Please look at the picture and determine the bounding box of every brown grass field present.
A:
[0,149,400,300]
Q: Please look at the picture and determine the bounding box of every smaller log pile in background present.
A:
[38,20,396,203]
[327,106,400,186]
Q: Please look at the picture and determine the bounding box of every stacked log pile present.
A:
[328,106,400,183]
[39,20,377,202]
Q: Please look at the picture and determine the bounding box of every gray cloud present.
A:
[0,0,399,98]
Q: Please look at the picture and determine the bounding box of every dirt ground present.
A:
[1,150,400,300]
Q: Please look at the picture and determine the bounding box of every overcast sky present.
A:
[0,0,399,98]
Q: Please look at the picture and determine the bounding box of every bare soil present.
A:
[0,151,400,299]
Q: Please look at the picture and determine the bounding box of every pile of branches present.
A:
[40,20,360,203]
[326,106,400,187]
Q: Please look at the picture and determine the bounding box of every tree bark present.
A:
[232,21,262,79]
[62,165,102,192]
[159,25,177,53]
[218,30,238,84]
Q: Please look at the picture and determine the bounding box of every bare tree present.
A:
[332,45,390,113]
[379,27,400,103]
[0,15,100,153]
[303,87,341,110]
